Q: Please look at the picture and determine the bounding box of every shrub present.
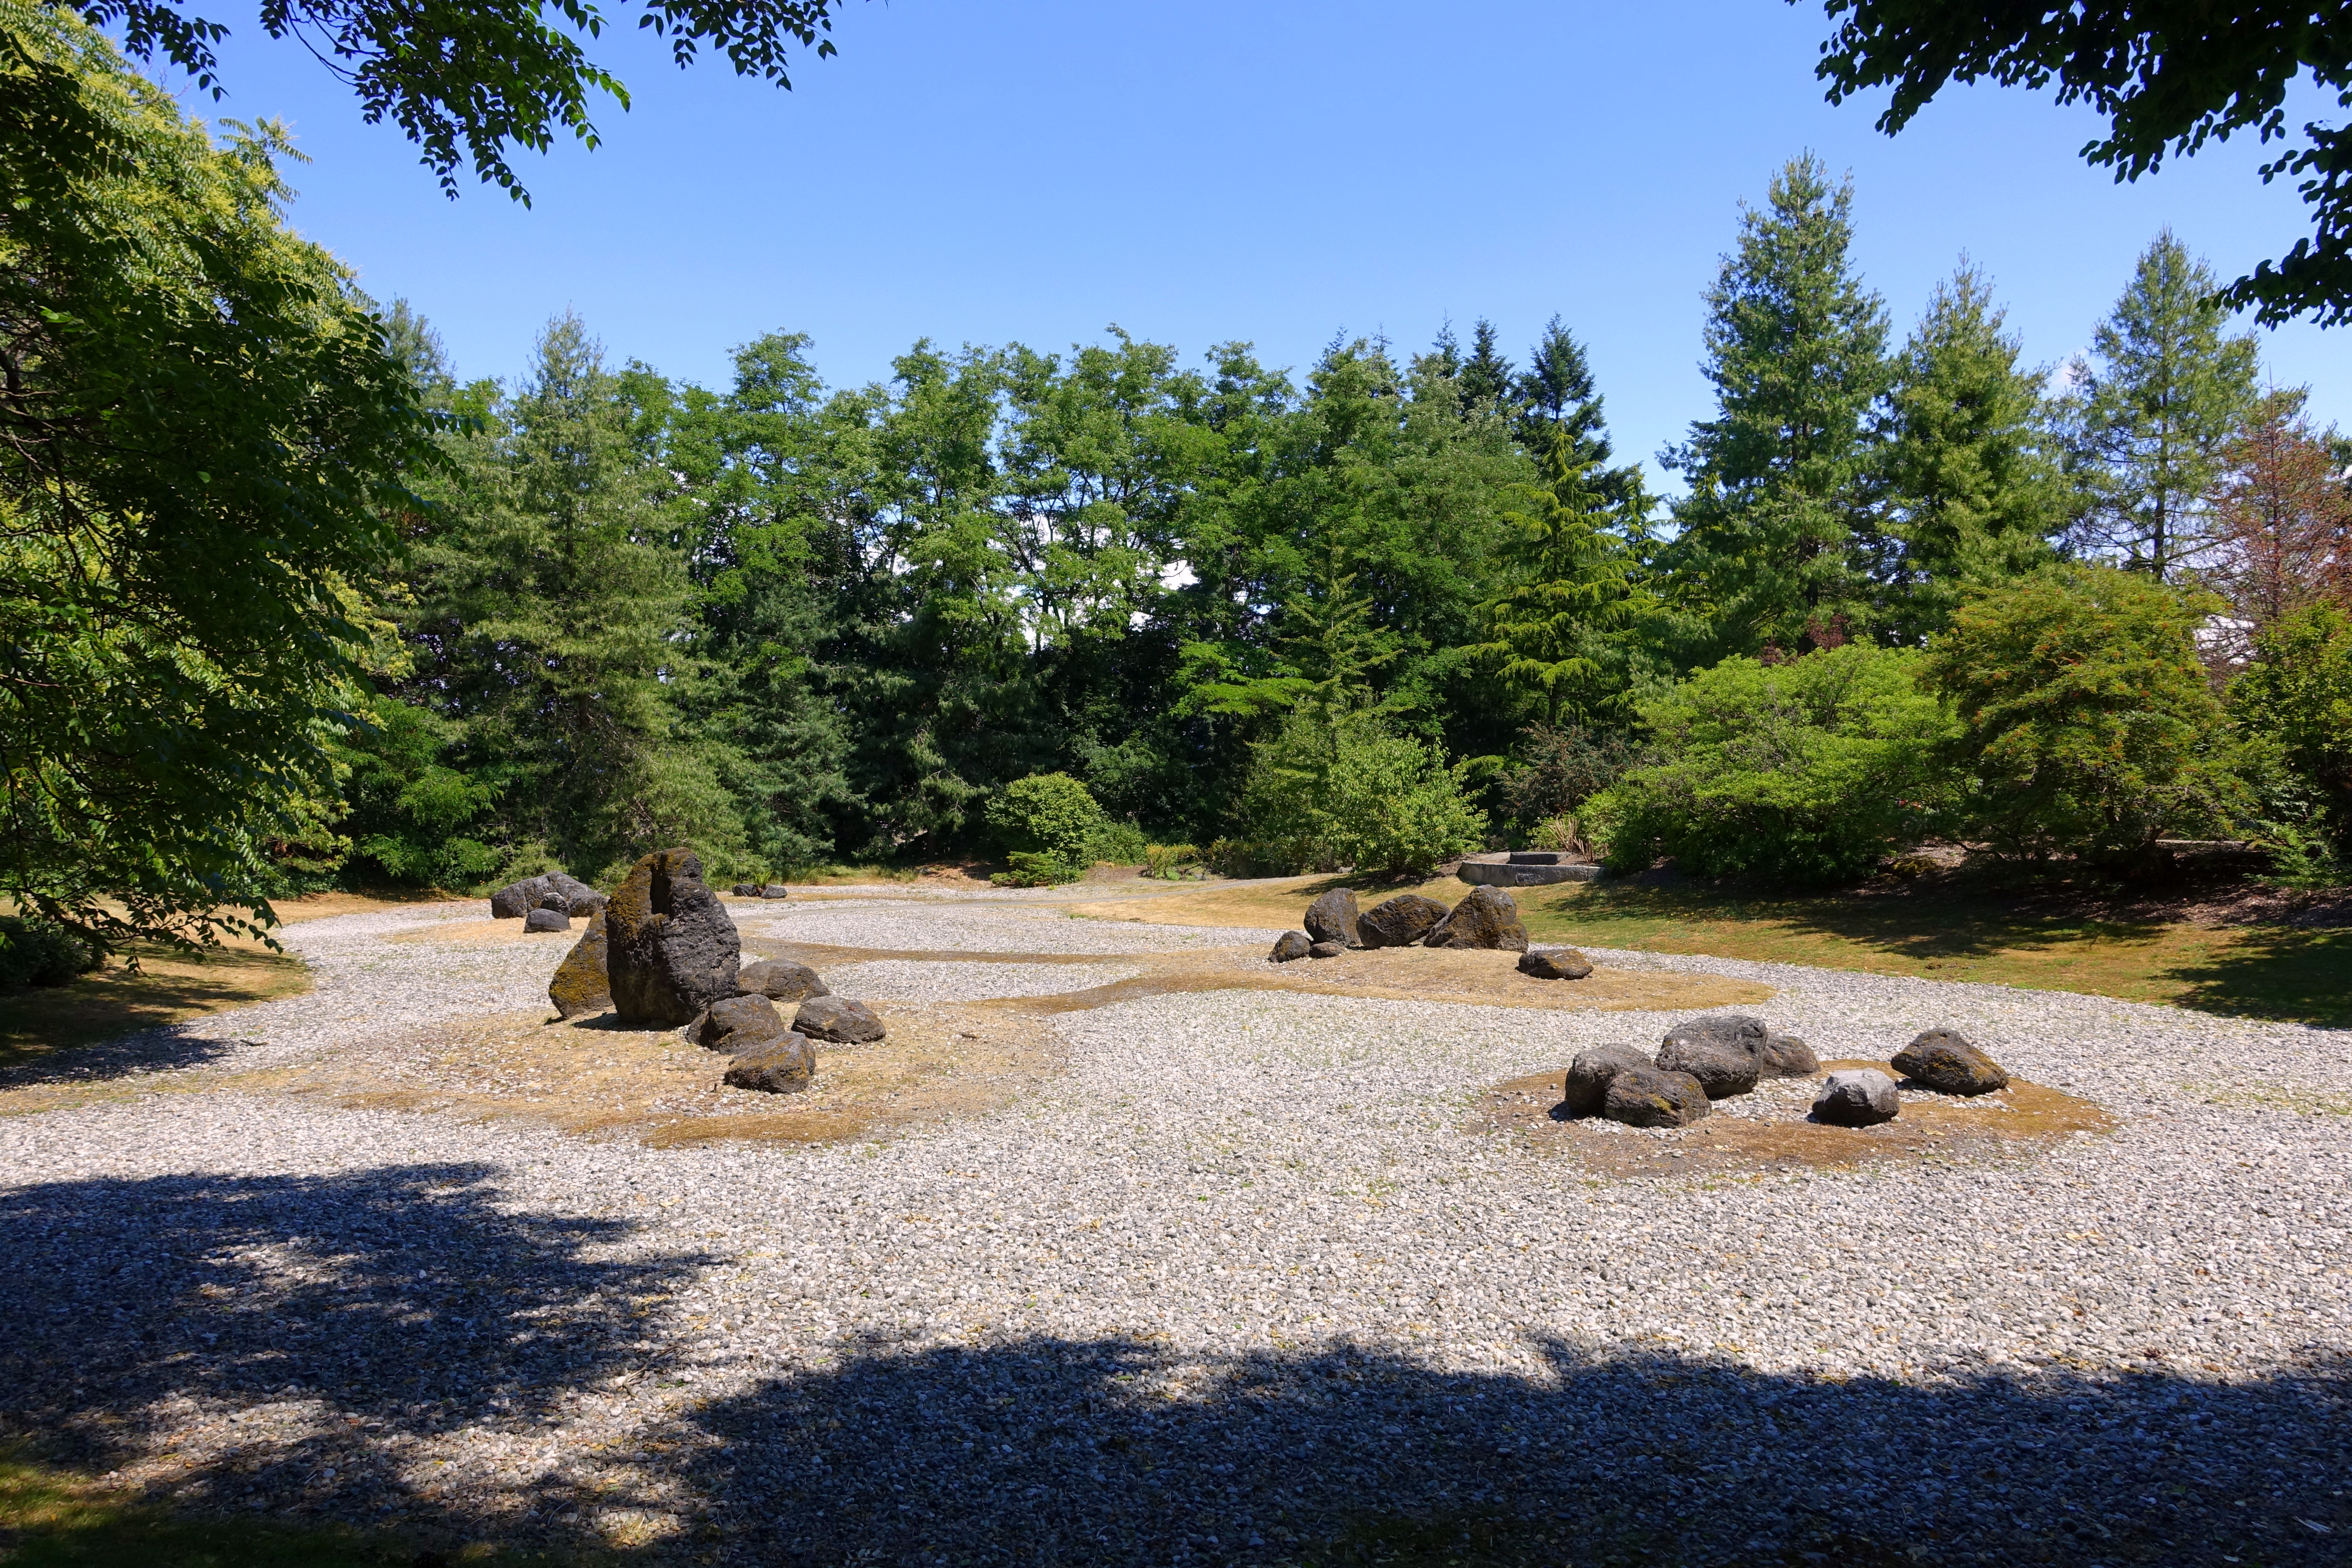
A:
[1085,816,1149,867]
[0,916,101,992]
[2231,601,2352,858]
[1590,644,1955,884]
[1224,711,1485,878]
[1502,725,1636,832]
[1923,567,2248,873]
[990,852,1084,888]
[986,773,1105,864]
[1143,843,1204,879]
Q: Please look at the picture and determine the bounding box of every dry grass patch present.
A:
[1474,1059,2113,1179]
[0,940,312,1066]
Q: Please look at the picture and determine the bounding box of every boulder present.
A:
[688,993,793,1053]
[1518,947,1593,980]
[1604,1066,1712,1127]
[1562,1045,1654,1116]
[1657,1033,1761,1100]
[1357,894,1449,949]
[1755,1031,1819,1078]
[731,883,757,897]
[605,848,741,1028]
[1269,931,1312,963]
[1663,1013,1816,1080]
[1814,1069,1900,1127]
[738,959,831,1003]
[760,883,790,900]
[1303,889,1362,949]
[523,907,570,934]
[547,911,612,1019]
[724,1033,816,1094]
[490,875,550,919]
[793,995,886,1044]
[1892,1029,2009,1096]
[1423,886,1529,952]
[492,871,604,919]
[1307,940,1346,959]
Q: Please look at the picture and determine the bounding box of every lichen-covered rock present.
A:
[738,959,830,1003]
[1814,1069,1900,1126]
[522,907,570,934]
[1307,940,1345,959]
[605,848,740,1028]
[1892,1029,2009,1095]
[1563,1045,1653,1116]
[1303,889,1362,949]
[1357,894,1449,949]
[1657,1033,1761,1099]
[688,993,792,1052]
[1424,886,1529,952]
[1269,931,1312,963]
[547,911,612,1019]
[724,1033,815,1094]
[793,995,885,1044]
[1518,947,1593,980]
[1604,1066,1711,1127]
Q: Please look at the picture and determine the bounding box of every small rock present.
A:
[1657,1034,1761,1099]
[1604,1066,1711,1127]
[1423,886,1529,952]
[794,995,885,1044]
[1357,894,1449,948]
[1755,1031,1819,1078]
[1562,1045,1653,1116]
[547,911,612,1019]
[688,993,792,1052]
[731,883,757,897]
[1303,889,1362,949]
[760,883,790,900]
[522,907,570,934]
[1814,1069,1900,1126]
[738,959,831,1002]
[1517,947,1593,980]
[1269,931,1312,963]
[1892,1029,2009,1095]
[606,848,741,1028]
[1307,940,1345,959]
[724,1033,816,1094]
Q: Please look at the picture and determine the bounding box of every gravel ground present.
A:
[2,892,2349,1566]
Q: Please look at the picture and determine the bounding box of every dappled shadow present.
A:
[0,944,312,1074]
[0,1164,703,1533]
[0,1021,257,1087]
[2165,925,2352,1027]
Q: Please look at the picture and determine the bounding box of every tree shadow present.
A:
[2164,925,2352,1027]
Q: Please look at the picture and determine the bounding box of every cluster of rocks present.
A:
[1270,887,1584,971]
[1561,1016,2012,1131]
[490,872,608,932]
[541,847,887,1096]
[730,882,790,900]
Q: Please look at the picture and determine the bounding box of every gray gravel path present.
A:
[2,892,2348,1565]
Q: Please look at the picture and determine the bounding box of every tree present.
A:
[1873,263,2067,642]
[1922,566,2247,874]
[2061,232,2261,581]
[1807,1,2352,325]
[1458,319,1513,418]
[2199,388,2352,632]
[2231,601,2352,858]
[64,0,855,199]
[1663,153,1890,658]
[1,7,430,950]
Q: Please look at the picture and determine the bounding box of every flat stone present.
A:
[1755,1031,1820,1078]
[1517,947,1593,980]
[1304,889,1363,948]
[738,959,830,1002]
[760,884,790,899]
[1893,1029,2009,1095]
[724,1033,816,1094]
[1814,1069,1900,1126]
[1269,931,1311,963]
[522,907,570,934]
[1423,886,1529,952]
[1306,940,1345,959]
[794,995,885,1044]
[1604,1066,1711,1127]
[605,848,741,1028]
[730,883,757,897]
[547,911,612,1019]
[1563,1045,1653,1116]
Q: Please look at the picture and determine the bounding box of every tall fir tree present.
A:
[2062,231,2261,579]
[1662,154,1890,658]
[1458,319,1514,419]
[1872,263,2067,642]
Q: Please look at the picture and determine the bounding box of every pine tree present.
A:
[1873,263,2067,642]
[1663,154,1890,657]
[2063,231,2260,579]
[1510,315,1641,508]
[1458,318,1513,418]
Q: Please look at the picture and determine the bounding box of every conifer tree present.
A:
[1663,154,1890,657]
[2062,231,2260,579]
[1873,263,2067,642]
[1458,319,1514,418]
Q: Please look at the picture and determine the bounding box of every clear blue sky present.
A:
[184,0,2343,492]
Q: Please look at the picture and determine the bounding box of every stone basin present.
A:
[1458,853,1604,887]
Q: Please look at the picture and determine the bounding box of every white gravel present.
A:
[3,892,2348,1565]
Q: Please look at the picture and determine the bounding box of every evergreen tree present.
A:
[1458,319,1513,418]
[2062,231,2260,579]
[1873,263,2067,642]
[1662,154,1890,658]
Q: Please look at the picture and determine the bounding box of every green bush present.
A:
[986,773,1105,863]
[0,916,101,991]
[1589,644,1955,884]
[2232,601,2352,864]
[1143,843,1204,879]
[1085,816,1149,867]
[1923,567,2248,873]
[990,851,1085,888]
[1224,711,1485,878]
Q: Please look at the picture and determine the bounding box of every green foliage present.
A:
[1810,1,2352,326]
[0,915,100,991]
[1085,815,1149,867]
[1227,711,1485,878]
[2232,600,2352,861]
[987,772,1105,864]
[1590,645,1955,884]
[0,6,430,953]
[1500,724,1637,834]
[1923,566,2249,871]
[1142,842,1204,879]
[331,695,503,888]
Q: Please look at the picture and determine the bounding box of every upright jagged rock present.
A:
[548,911,612,1020]
[1303,889,1362,949]
[605,848,740,1028]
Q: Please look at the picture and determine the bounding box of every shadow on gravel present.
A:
[0,1024,257,1089]
[0,1164,705,1531]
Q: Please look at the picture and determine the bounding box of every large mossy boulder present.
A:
[547,911,612,1019]
[1892,1029,2009,1095]
[605,848,740,1028]
[1423,886,1528,952]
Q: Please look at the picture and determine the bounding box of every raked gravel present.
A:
[2,891,2348,1565]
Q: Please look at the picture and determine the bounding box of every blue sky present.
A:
[183,0,2343,492]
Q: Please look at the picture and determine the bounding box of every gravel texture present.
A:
[2,892,2349,1565]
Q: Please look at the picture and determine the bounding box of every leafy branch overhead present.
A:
[1807,0,2352,325]
[65,0,854,198]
